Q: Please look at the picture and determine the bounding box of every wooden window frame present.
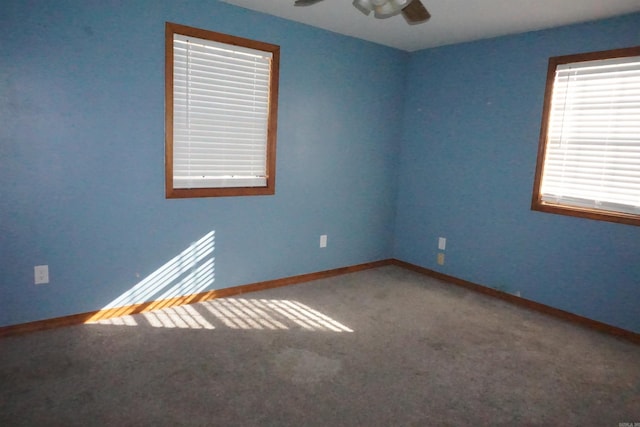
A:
[165,22,280,198]
[531,46,640,226]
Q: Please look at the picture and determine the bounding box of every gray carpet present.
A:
[1,266,639,426]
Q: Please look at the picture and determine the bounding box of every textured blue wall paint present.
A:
[394,13,640,333]
[0,0,406,326]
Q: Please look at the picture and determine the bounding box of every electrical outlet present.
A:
[438,237,446,251]
[437,253,445,265]
[320,234,327,248]
[34,265,49,285]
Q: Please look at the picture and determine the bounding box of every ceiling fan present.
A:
[294,0,431,25]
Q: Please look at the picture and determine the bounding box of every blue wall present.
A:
[394,13,640,333]
[0,0,406,326]
[1,1,638,334]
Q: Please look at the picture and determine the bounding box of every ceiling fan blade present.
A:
[402,0,431,24]
[294,0,324,6]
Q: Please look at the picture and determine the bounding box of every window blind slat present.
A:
[540,53,640,213]
[174,66,270,87]
[172,32,273,189]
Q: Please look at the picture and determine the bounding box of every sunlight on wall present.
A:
[89,297,353,333]
[102,231,215,310]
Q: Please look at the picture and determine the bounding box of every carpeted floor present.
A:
[1,266,639,426]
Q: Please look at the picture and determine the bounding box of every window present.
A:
[532,46,640,226]
[165,22,280,198]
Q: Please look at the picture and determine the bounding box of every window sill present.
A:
[531,200,640,227]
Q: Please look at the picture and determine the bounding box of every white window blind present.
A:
[540,55,640,215]
[173,33,272,189]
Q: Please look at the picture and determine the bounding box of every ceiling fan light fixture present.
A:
[353,0,411,19]
[326,0,431,25]
[373,4,397,19]
[374,0,411,18]
[352,0,373,16]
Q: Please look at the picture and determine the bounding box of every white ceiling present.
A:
[220,0,640,51]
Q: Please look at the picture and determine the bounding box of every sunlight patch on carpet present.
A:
[89,298,353,332]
